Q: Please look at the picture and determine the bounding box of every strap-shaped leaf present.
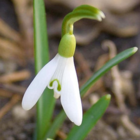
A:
[34,0,55,139]
[44,111,66,139]
[66,94,111,140]
[80,47,138,96]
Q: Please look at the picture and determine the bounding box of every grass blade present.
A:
[80,47,138,96]
[44,111,66,139]
[33,0,55,139]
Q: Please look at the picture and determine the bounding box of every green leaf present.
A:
[66,94,111,140]
[62,5,104,36]
[45,47,137,139]
[44,111,66,139]
[80,47,138,96]
[33,0,55,139]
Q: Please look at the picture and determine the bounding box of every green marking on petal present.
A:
[49,79,61,91]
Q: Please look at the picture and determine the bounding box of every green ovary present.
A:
[49,79,61,91]
[58,33,76,58]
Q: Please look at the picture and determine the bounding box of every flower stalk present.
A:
[61,5,105,36]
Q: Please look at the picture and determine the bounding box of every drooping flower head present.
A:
[22,5,105,126]
[22,33,83,125]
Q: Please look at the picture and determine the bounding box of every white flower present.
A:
[22,53,82,126]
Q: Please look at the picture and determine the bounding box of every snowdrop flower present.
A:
[22,33,82,126]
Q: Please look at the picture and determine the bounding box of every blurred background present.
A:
[0,0,140,140]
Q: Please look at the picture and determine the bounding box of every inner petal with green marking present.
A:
[48,54,69,98]
[49,79,62,98]
[49,79,61,91]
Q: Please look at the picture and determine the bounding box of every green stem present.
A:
[62,5,104,36]
[62,11,100,36]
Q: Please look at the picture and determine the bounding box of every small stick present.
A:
[0,84,26,94]
[0,70,31,83]
[57,130,67,140]
[102,40,126,111]
[12,0,34,59]
[121,115,140,137]
[0,19,21,42]
[0,89,13,98]
[0,38,25,64]
[0,95,21,120]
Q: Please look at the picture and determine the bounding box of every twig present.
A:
[0,89,13,98]
[57,130,67,140]
[0,84,26,94]
[102,40,126,111]
[0,38,25,64]
[121,115,140,137]
[0,70,31,83]
[0,95,21,120]
[0,19,21,42]
[12,0,33,58]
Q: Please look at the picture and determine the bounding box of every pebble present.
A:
[12,105,30,120]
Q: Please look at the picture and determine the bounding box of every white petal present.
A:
[61,57,82,126]
[48,55,68,97]
[22,54,59,110]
